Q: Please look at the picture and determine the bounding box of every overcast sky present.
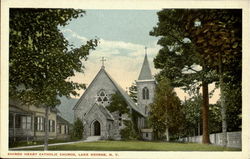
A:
[59,9,219,103]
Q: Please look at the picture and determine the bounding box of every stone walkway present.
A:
[10,136,101,150]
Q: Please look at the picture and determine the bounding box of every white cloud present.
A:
[62,29,160,95]
[61,29,88,44]
[62,29,219,104]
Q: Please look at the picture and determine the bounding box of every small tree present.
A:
[106,92,129,114]
[106,92,139,140]
[149,78,184,140]
[128,82,137,103]
[71,118,84,140]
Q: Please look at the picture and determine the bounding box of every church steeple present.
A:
[138,47,153,80]
[136,47,156,117]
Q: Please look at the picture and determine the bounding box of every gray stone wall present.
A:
[83,105,108,139]
[74,70,118,121]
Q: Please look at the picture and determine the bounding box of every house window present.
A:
[142,87,149,100]
[96,89,110,106]
[36,116,45,131]
[9,113,13,128]
[49,120,55,132]
[146,133,148,137]
[59,125,62,134]
[65,125,68,134]
[15,115,21,128]
[21,116,32,129]
[57,124,61,134]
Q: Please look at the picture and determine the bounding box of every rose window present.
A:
[96,89,110,106]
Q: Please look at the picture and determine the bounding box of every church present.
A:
[73,51,156,140]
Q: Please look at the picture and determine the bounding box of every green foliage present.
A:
[224,83,242,131]
[182,95,201,136]
[106,91,129,114]
[208,103,222,133]
[149,78,184,140]
[120,120,139,140]
[9,8,98,107]
[106,92,140,140]
[128,82,137,103]
[150,9,242,144]
[71,118,84,140]
[182,9,242,70]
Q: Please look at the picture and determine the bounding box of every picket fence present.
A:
[178,131,241,148]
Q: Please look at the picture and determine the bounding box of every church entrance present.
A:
[93,120,101,136]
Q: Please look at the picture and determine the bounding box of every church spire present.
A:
[138,47,153,80]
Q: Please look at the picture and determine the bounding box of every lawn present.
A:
[25,140,240,151]
[10,138,79,148]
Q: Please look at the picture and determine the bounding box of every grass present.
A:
[10,138,79,148]
[23,140,241,151]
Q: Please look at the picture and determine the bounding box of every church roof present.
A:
[73,67,145,117]
[138,53,153,80]
[85,103,114,121]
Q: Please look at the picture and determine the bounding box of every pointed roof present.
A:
[73,67,145,117]
[85,103,114,121]
[138,53,153,80]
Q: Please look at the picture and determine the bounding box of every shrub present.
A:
[120,120,138,140]
[71,118,84,140]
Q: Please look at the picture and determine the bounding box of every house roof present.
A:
[73,67,145,117]
[138,53,153,80]
[57,115,71,125]
[9,97,59,113]
[9,105,32,115]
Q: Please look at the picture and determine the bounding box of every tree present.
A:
[150,9,216,144]
[106,92,139,140]
[106,92,129,114]
[149,78,184,140]
[180,9,242,146]
[208,103,222,134]
[150,9,241,145]
[182,95,202,137]
[71,118,84,140]
[128,82,137,103]
[9,9,98,150]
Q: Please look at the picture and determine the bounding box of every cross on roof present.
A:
[101,57,106,68]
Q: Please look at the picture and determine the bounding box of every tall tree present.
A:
[180,9,242,147]
[9,9,98,150]
[149,78,184,140]
[150,9,241,145]
[150,9,215,144]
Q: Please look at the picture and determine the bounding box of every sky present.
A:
[59,9,219,103]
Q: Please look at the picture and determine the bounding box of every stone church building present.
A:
[73,52,156,140]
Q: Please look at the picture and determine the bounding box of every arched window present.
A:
[96,89,110,106]
[142,87,149,100]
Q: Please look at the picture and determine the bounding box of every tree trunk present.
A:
[219,53,227,147]
[202,81,211,144]
[165,128,169,141]
[220,78,227,147]
[44,106,49,150]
